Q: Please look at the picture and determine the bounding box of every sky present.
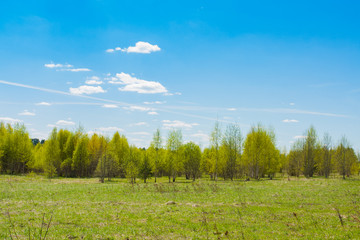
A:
[0,0,359,151]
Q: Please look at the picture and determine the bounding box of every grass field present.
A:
[0,175,360,239]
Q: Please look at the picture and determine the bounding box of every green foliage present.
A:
[183,142,201,181]
[303,126,318,178]
[110,132,129,177]
[333,136,357,179]
[165,129,183,182]
[0,123,33,174]
[221,124,242,180]
[139,151,152,183]
[126,146,140,183]
[1,121,360,181]
[243,125,279,179]
[72,135,90,177]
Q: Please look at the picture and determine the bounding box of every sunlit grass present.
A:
[0,175,359,239]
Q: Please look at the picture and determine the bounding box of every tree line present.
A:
[0,122,359,182]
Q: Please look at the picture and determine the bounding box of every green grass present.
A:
[1,175,360,239]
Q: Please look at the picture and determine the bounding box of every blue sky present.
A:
[0,0,359,151]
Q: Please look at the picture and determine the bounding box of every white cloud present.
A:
[70,85,106,95]
[85,76,102,85]
[36,102,51,106]
[227,108,237,111]
[45,62,91,72]
[164,92,182,96]
[282,119,299,123]
[290,103,295,106]
[60,68,91,72]
[106,41,161,54]
[0,117,22,124]
[56,120,75,126]
[123,106,152,112]
[109,72,167,94]
[148,111,158,115]
[131,122,148,126]
[144,101,166,105]
[18,110,35,116]
[102,104,118,108]
[44,63,73,68]
[127,41,161,53]
[162,120,199,129]
[86,80,103,85]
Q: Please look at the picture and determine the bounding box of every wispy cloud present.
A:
[85,76,103,85]
[0,117,22,124]
[36,102,51,106]
[44,63,73,68]
[148,111,158,115]
[227,108,236,111]
[123,106,152,112]
[144,101,166,105]
[102,104,118,108]
[18,110,35,116]
[162,120,199,129]
[47,119,76,128]
[45,62,91,72]
[109,72,168,94]
[56,120,75,126]
[70,86,106,95]
[60,68,91,72]
[106,41,161,54]
[131,122,148,126]
[282,119,299,123]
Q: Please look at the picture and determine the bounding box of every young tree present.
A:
[57,129,71,168]
[303,126,318,178]
[243,125,279,179]
[61,129,82,177]
[333,137,357,179]
[72,135,90,177]
[95,136,111,183]
[320,133,332,178]
[110,132,129,177]
[210,121,221,181]
[149,128,162,182]
[126,145,140,183]
[139,151,152,183]
[88,133,103,176]
[44,128,61,178]
[287,140,304,177]
[201,147,215,179]
[221,124,242,180]
[166,129,183,182]
[183,142,202,181]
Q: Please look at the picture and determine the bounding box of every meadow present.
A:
[0,175,359,239]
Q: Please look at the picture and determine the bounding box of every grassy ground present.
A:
[0,175,360,239]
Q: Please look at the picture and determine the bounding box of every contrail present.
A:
[0,79,237,124]
[0,80,348,122]
[0,80,132,107]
